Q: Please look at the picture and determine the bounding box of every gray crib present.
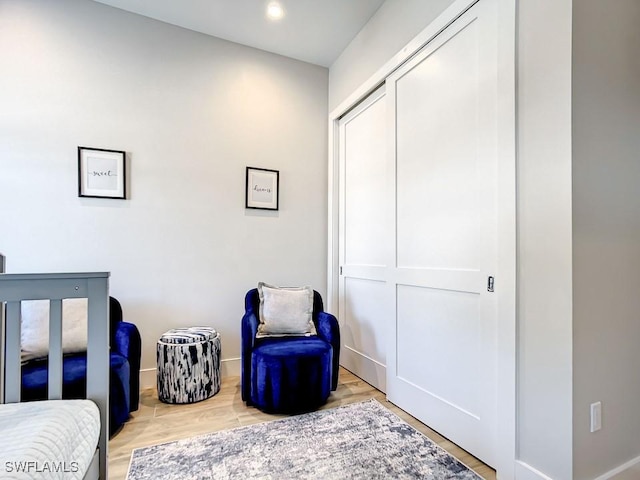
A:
[0,270,110,479]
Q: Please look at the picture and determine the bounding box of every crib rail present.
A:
[0,272,110,479]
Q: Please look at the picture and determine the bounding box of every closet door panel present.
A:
[344,96,387,268]
[338,86,390,392]
[386,0,500,467]
[396,23,480,270]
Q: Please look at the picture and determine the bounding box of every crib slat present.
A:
[5,301,22,403]
[48,299,63,400]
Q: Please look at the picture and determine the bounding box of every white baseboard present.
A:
[515,461,554,480]
[139,357,241,389]
[341,346,386,393]
[220,357,241,377]
[514,454,640,480]
[594,454,640,480]
[140,368,156,389]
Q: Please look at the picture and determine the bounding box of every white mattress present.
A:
[0,399,100,480]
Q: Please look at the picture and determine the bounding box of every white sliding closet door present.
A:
[386,0,501,466]
[338,86,390,392]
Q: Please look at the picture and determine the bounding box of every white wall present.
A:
[572,0,640,478]
[0,0,328,386]
[516,1,573,478]
[329,0,575,478]
[328,0,455,111]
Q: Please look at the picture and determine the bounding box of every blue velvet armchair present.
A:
[241,288,340,413]
[21,297,141,436]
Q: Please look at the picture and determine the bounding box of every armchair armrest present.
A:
[241,312,259,402]
[316,312,340,390]
[114,321,141,412]
[242,313,259,348]
[114,322,140,360]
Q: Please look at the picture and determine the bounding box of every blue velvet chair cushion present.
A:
[21,353,130,436]
[251,337,332,413]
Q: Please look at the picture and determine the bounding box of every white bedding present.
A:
[0,400,100,480]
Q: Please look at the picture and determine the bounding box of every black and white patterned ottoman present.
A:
[156,326,221,404]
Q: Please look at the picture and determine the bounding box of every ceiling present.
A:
[92,0,385,67]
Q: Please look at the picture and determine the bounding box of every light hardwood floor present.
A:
[109,368,496,479]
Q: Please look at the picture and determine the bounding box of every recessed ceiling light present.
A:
[266,2,284,20]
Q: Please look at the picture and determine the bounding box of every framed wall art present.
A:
[246,167,279,210]
[78,146,126,199]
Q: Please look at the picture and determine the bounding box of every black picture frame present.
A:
[245,167,279,210]
[78,146,127,199]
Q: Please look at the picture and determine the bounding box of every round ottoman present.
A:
[157,326,221,404]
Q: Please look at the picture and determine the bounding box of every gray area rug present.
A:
[127,399,482,479]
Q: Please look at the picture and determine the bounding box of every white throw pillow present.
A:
[257,283,317,338]
[21,298,88,362]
